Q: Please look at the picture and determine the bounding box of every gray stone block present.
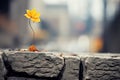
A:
[4,52,64,78]
[61,56,80,80]
[83,54,120,80]
[7,77,46,80]
[0,52,6,80]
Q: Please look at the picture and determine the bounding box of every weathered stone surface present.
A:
[61,55,80,80]
[7,77,46,80]
[83,54,120,80]
[4,52,64,78]
[0,52,6,80]
[2,51,120,80]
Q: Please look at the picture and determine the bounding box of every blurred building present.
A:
[8,0,120,52]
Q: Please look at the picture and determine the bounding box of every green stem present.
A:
[29,20,35,44]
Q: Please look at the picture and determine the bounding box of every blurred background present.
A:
[0,0,120,53]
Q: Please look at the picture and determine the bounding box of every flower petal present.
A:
[31,9,37,17]
[31,8,36,12]
[31,18,40,22]
[34,13,40,18]
[24,14,31,19]
[36,19,40,22]
[27,10,31,16]
[25,8,41,23]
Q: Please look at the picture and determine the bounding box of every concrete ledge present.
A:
[0,51,120,80]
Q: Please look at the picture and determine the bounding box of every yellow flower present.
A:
[24,9,40,22]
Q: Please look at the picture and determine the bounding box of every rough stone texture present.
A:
[0,52,6,80]
[1,51,120,80]
[83,54,120,80]
[4,52,64,78]
[7,77,46,80]
[61,56,80,80]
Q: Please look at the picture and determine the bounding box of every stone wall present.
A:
[0,51,120,80]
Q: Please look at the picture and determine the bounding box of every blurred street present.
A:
[0,0,120,53]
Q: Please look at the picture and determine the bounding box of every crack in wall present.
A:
[79,60,83,80]
[56,58,65,80]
